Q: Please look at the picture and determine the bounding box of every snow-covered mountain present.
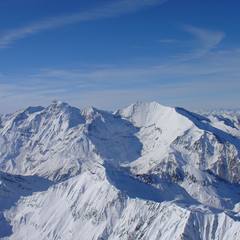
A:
[0,101,240,240]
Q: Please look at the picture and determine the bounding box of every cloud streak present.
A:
[182,25,225,59]
[1,45,240,113]
[1,23,238,113]
[0,0,168,48]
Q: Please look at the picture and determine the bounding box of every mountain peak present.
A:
[47,100,71,111]
[116,101,177,128]
[127,101,170,111]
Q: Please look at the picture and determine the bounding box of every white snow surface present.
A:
[0,101,240,239]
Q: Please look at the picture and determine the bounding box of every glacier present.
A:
[0,100,240,239]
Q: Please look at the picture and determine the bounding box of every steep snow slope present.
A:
[200,110,240,138]
[0,171,51,238]
[4,170,240,240]
[118,102,240,182]
[0,101,240,240]
[0,101,141,181]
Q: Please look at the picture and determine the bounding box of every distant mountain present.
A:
[0,101,240,240]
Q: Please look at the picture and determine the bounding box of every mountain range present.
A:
[0,101,240,240]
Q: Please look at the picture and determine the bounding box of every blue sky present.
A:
[0,0,239,113]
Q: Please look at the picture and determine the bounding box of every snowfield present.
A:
[0,101,240,240]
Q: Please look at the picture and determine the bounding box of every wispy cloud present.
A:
[158,38,179,44]
[182,25,225,59]
[1,24,238,113]
[0,0,168,48]
[1,45,240,113]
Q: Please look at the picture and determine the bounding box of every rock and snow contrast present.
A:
[0,100,240,240]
